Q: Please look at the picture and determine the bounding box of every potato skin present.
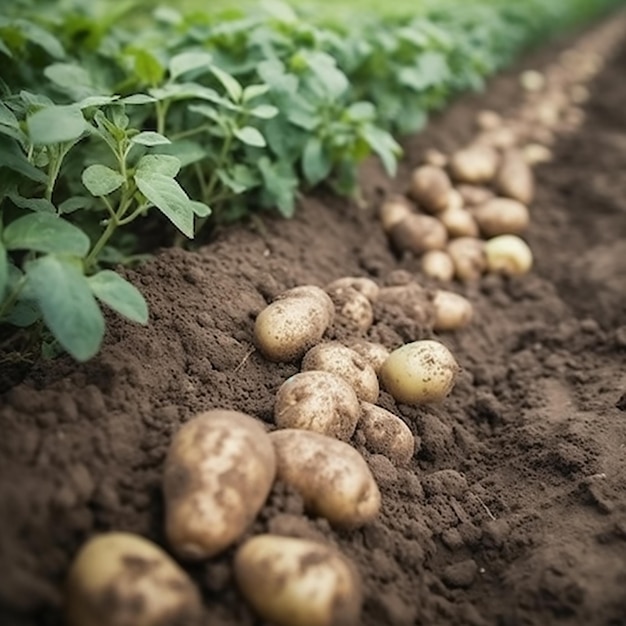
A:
[447,237,487,282]
[274,370,361,440]
[346,340,390,374]
[495,150,535,204]
[409,165,452,214]
[326,285,374,332]
[457,184,494,207]
[439,207,479,238]
[433,290,474,331]
[449,145,499,184]
[163,410,276,559]
[421,250,455,283]
[65,532,202,626]
[472,198,530,237]
[326,277,379,303]
[234,535,362,626]
[377,283,436,327]
[390,213,448,255]
[270,429,381,527]
[485,235,533,275]
[379,195,413,233]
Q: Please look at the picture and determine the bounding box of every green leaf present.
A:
[234,126,266,148]
[0,137,47,182]
[59,196,93,214]
[129,49,165,86]
[189,201,211,218]
[154,140,207,167]
[136,154,181,177]
[0,37,12,58]
[44,63,95,93]
[82,164,125,197]
[248,104,279,119]
[77,95,119,109]
[210,65,243,102]
[261,0,298,23]
[16,19,65,59]
[27,105,86,145]
[0,240,7,299]
[134,170,195,238]
[168,51,213,80]
[0,102,19,129]
[88,270,148,324]
[217,165,259,194]
[121,94,157,105]
[361,125,401,176]
[242,84,270,102]
[258,157,298,218]
[25,255,104,361]
[7,193,56,214]
[302,136,331,186]
[4,213,90,256]
[131,131,171,146]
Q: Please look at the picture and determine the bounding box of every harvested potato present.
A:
[274,370,361,440]
[163,410,275,559]
[520,69,545,92]
[447,188,464,211]
[449,145,499,184]
[270,429,381,527]
[377,283,436,327]
[472,198,530,237]
[421,250,455,282]
[433,290,473,331]
[485,234,533,275]
[439,207,479,238]
[326,276,379,303]
[447,237,487,282]
[379,195,413,233]
[255,286,334,362]
[326,285,374,332]
[409,165,452,214]
[423,148,448,168]
[495,150,535,204]
[457,184,494,207]
[390,214,448,255]
[476,126,518,150]
[65,532,202,626]
[234,535,362,626]
[358,402,415,466]
[476,109,502,130]
[302,342,379,403]
[523,143,553,165]
[346,340,390,374]
[380,340,459,404]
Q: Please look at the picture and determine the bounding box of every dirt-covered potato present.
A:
[439,207,479,238]
[234,535,362,626]
[65,532,202,626]
[274,370,361,440]
[270,429,381,527]
[433,290,474,331]
[520,69,545,92]
[301,342,379,403]
[476,109,502,131]
[523,143,553,165]
[377,283,436,327]
[254,286,334,362]
[380,340,459,404]
[449,145,499,184]
[423,148,448,168]
[379,195,413,233]
[421,250,455,282]
[485,234,533,275]
[495,150,535,205]
[346,340,390,374]
[389,214,448,255]
[409,165,452,214]
[358,402,415,466]
[326,276,379,303]
[472,198,530,237]
[476,126,518,151]
[457,184,494,207]
[326,285,374,332]
[447,237,487,282]
[163,410,276,559]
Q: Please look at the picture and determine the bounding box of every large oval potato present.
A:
[449,145,499,184]
[234,535,362,626]
[358,402,415,467]
[409,165,452,214]
[254,286,334,362]
[163,410,276,559]
[270,429,381,527]
[433,290,474,331]
[495,150,535,205]
[65,532,202,626]
[472,197,530,237]
[439,207,479,238]
[389,213,448,255]
[325,285,374,332]
[301,342,379,403]
[274,370,361,440]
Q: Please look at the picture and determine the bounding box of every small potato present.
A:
[65,532,202,626]
[476,126,518,150]
[377,283,436,327]
[270,429,381,527]
[358,402,415,466]
[326,285,374,332]
[447,237,487,282]
[457,184,494,207]
[409,165,452,214]
[274,370,360,440]
[439,207,479,238]
[495,150,535,204]
[476,109,502,131]
[326,276,379,303]
[523,143,553,165]
[380,340,459,405]
[421,250,455,282]
[390,214,448,255]
[520,69,545,92]
[449,145,499,184]
[423,148,448,168]
[346,340,390,374]
[234,535,362,626]
[255,287,334,362]
[379,195,413,233]
[485,234,533,275]
[447,188,464,211]
[302,342,379,403]
[472,198,530,237]
[433,290,473,331]
[163,410,276,559]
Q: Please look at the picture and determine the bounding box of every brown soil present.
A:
[1,16,626,626]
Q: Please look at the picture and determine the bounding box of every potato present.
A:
[423,148,448,168]
[234,535,362,626]
[65,532,202,626]
[326,285,374,332]
[380,340,459,405]
[358,402,415,466]
[421,250,455,282]
[476,109,502,131]
[346,340,390,374]
[495,150,535,205]
[472,198,530,237]
[520,69,545,92]
[409,165,452,214]
[301,342,379,403]
[523,143,553,165]
[449,145,499,184]
[270,429,381,527]
[476,126,518,150]
[377,283,436,327]
[274,370,361,440]
[255,286,334,362]
[378,195,413,233]
[326,276,379,303]
[447,237,487,282]
[485,234,533,275]
[433,290,473,331]
[457,184,494,207]
[389,213,448,255]
[163,410,276,559]
[439,207,479,238]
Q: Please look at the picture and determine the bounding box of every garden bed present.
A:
[1,11,626,626]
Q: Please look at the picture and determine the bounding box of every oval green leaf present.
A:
[88,270,148,324]
[27,105,86,145]
[234,126,266,148]
[131,131,171,146]
[82,164,125,197]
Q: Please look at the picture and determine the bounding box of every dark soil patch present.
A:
[1,15,626,626]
